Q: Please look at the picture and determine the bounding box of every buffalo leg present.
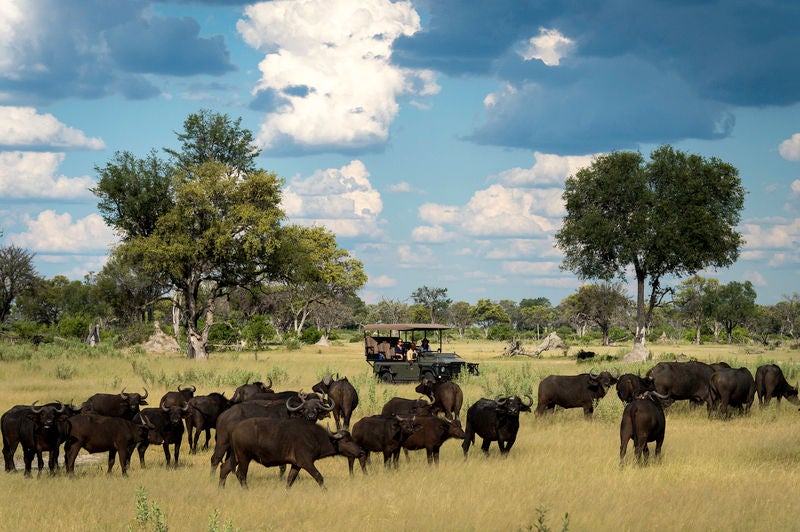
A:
[286,464,302,487]
[22,447,34,477]
[203,428,212,450]
[107,449,117,474]
[3,442,16,472]
[65,443,81,475]
[137,442,148,468]
[35,450,45,478]
[173,441,180,467]
[47,448,58,476]
[480,438,491,454]
[163,443,171,466]
[301,464,325,489]
[218,458,234,487]
[234,459,250,489]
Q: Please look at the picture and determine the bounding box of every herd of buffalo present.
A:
[2,360,797,488]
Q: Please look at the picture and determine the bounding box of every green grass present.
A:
[1,339,799,531]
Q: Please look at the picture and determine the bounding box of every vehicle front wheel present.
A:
[380,372,394,383]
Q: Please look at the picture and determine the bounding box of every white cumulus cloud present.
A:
[0,151,94,199]
[493,151,597,187]
[779,133,800,161]
[0,107,105,149]
[282,159,384,238]
[7,210,117,253]
[238,0,438,152]
[519,28,575,66]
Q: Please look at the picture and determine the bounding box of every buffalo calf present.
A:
[619,392,667,466]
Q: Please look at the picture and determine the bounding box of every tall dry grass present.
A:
[1,339,799,531]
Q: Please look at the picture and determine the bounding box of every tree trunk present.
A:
[634,274,647,346]
[172,295,181,341]
[695,324,701,344]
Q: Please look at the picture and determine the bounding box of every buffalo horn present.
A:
[286,396,303,412]
[522,394,533,407]
[120,387,128,399]
[326,425,345,439]
[265,376,273,390]
[588,368,599,378]
[495,395,507,405]
[141,388,148,400]
[31,400,42,413]
[180,384,196,393]
[320,397,335,411]
[55,400,66,413]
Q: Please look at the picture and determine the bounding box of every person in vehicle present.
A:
[393,341,406,360]
[420,337,430,352]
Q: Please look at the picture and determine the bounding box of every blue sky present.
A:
[1,0,798,307]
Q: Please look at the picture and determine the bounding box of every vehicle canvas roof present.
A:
[363,323,449,332]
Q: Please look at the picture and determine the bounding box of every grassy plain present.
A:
[1,338,799,531]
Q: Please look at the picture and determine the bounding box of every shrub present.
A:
[300,327,323,344]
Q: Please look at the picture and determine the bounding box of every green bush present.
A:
[487,323,514,341]
[57,315,90,339]
[300,327,322,344]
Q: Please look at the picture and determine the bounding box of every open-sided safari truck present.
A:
[363,323,480,383]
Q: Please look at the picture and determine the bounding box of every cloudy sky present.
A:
[1,0,798,307]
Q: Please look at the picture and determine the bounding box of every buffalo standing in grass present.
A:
[462,395,532,457]
[64,413,154,476]
[312,375,359,430]
[415,378,463,420]
[616,373,655,404]
[619,391,668,466]
[347,414,417,474]
[2,401,80,473]
[708,367,756,418]
[186,392,232,453]
[82,388,149,419]
[133,403,190,468]
[230,379,272,403]
[219,418,364,488]
[18,401,68,477]
[535,370,618,419]
[380,397,439,417]
[754,364,799,407]
[399,415,465,465]
[645,361,718,407]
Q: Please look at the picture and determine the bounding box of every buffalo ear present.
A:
[139,400,149,406]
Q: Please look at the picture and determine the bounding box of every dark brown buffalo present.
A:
[64,413,153,476]
[347,414,417,474]
[219,418,364,488]
[462,395,532,457]
[159,385,196,409]
[133,404,189,468]
[380,397,439,417]
[82,388,149,419]
[645,361,716,407]
[535,370,618,419]
[616,373,655,404]
[755,364,799,407]
[415,378,463,420]
[3,401,80,473]
[18,401,68,477]
[399,415,466,465]
[619,391,667,466]
[230,379,273,403]
[186,392,231,453]
[210,394,333,473]
[708,367,756,418]
[312,375,359,430]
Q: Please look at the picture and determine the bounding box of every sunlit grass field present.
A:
[1,338,799,531]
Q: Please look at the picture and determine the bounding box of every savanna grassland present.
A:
[1,338,800,532]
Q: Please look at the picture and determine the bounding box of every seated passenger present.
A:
[407,342,417,361]
[420,337,430,352]
[393,341,406,360]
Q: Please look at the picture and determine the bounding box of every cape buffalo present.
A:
[535,370,618,419]
[186,392,231,453]
[619,391,667,466]
[133,404,189,468]
[230,379,272,403]
[82,388,149,419]
[462,395,532,457]
[19,401,67,477]
[64,413,154,476]
[645,361,716,407]
[380,397,438,417]
[616,373,655,404]
[159,385,196,409]
[2,401,80,473]
[220,418,364,488]
[312,375,359,430]
[347,414,417,474]
[415,378,463,420]
[755,364,799,407]
[708,367,756,418]
[400,415,465,465]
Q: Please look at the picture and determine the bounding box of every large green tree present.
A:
[410,286,451,323]
[712,280,757,343]
[674,275,720,344]
[555,145,745,353]
[0,243,38,324]
[571,283,630,345]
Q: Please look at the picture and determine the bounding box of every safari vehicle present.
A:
[364,323,480,383]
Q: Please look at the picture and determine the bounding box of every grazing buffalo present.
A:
[186,392,232,453]
[708,367,756,418]
[755,364,799,407]
[415,378,463,420]
[380,397,439,418]
[312,375,359,430]
[347,414,417,474]
[159,385,196,409]
[133,404,189,468]
[230,379,273,403]
[3,401,80,473]
[616,373,655,404]
[211,395,333,473]
[219,418,364,488]
[645,361,717,407]
[462,395,533,457]
[18,401,68,477]
[400,415,466,465]
[535,370,618,419]
[64,413,154,476]
[82,388,149,419]
[619,391,668,466]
